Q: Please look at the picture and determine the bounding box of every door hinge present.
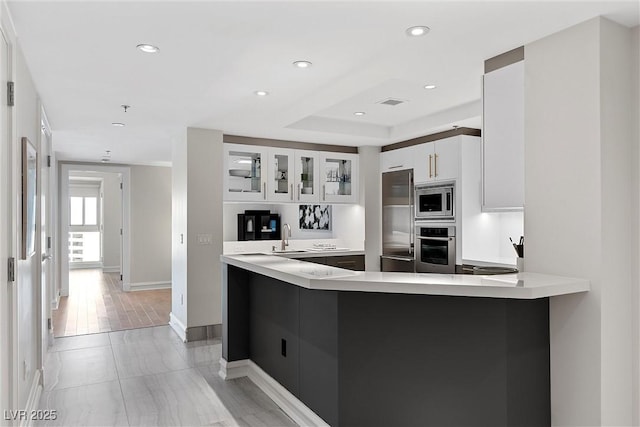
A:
[7,81,14,107]
[120,182,123,190]
[47,155,51,167]
[120,274,123,281]
[120,228,122,235]
[8,257,15,282]
[47,318,52,330]
[47,236,52,249]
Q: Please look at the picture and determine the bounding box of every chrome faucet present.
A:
[281,223,291,251]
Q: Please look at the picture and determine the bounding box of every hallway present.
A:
[38,326,295,426]
[53,269,171,337]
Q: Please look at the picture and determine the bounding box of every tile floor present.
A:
[53,269,171,337]
[38,325,296,427]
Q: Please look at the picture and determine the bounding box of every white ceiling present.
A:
[8,1,639,165]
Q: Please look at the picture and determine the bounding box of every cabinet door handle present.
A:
[388,165,403,170]
[263,182,266,200]
[290,184,293,200]
[323,184,326,201]
[428,155,433,178]
[298,183,301,200]
[409,171,414,255]
[434,153,438,177]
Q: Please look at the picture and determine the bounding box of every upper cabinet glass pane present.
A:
[273,153,291,194]
[227,150,262,193]
[299,155,315,195]
[324,158,352,196]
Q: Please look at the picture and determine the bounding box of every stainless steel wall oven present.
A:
[415,224,456,273]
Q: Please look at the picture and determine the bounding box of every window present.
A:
[70,196,98,226]
[68,183,102,264]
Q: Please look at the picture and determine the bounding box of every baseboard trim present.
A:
[218,358,329,427]
[129,281,171,292]
[185,324,221,342]
[102,266,120,273]
[69,262,103,270]
[169,313,187,342]
[22,369,43,427]
[218,358,249,380]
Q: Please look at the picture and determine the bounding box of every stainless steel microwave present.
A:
[415,182,454,220]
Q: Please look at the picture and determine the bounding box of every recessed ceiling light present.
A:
[354,112,366,116]
[254,90,269,96]
[136,44,159,53]
[293,60,312,69]
[112,122,125,127]
[424,84,437,90]
[406,26,430,37]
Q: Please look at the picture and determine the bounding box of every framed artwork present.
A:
[21,137,37,259]
[299,204,331,231]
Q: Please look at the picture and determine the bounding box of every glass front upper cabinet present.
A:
[295,151,320,203]
[321,153,358,203]
[266,148,295,202]
[223,144,267,201]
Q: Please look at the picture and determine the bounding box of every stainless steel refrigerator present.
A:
[381,169,415,272]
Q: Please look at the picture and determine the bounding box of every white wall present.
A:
[130,165,171,287]
[360,146,381,271]
[186,128,223,328]
[599,18,634,424]
[632,24,640,427]
[170,128,224,337]
[525,17,636,426]
[171,130,188,330]
[101,173,121,271]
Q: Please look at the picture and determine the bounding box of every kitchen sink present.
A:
[272,249,308,254]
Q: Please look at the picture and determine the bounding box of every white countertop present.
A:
[221,254,589,300]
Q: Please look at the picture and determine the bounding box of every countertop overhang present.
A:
[221,254,589,299]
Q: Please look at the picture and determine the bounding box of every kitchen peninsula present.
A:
[220,254,589,427]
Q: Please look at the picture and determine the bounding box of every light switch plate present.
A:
[197,234,213,245]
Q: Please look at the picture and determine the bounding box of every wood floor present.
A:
[53,269,171,337]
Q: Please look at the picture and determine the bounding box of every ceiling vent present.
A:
[378,98,405,106]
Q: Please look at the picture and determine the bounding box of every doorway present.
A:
[54,164,170,337]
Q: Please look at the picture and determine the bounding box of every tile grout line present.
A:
[108,332,132,427]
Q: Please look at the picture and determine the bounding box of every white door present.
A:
[40,116,53,358]
[0,27,12,412]
[413,143,435,183]
[433,138,460,182]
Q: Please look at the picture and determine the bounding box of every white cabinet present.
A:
[320,153,358,203]
[266,148,296,202]
[223,143,267,202]
[482,60,524,210]
[413,137,460,184]
[224,144,359,204]
[294,150,321,203]
[380,146,414,173]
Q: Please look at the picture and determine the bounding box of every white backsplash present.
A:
[223,202,364,253]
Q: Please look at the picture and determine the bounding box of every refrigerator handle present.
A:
[409,170,414,255]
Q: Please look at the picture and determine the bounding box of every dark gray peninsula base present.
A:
[223,265,550,427]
